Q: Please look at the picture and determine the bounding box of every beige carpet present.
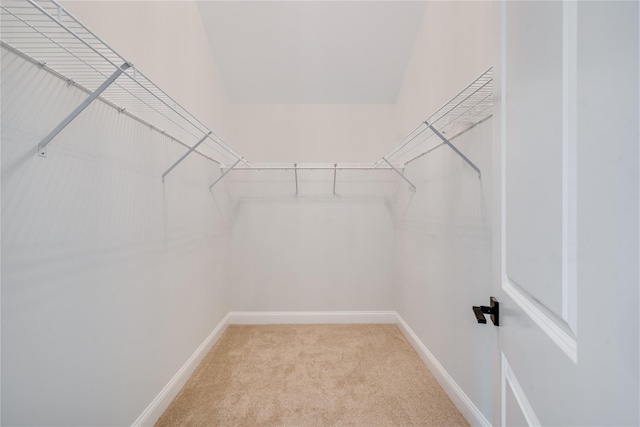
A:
[156,324,469,427]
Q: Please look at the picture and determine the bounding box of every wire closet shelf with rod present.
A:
[0,0,246,172]
[0,0,493,193]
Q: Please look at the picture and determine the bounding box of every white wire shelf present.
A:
[219,162,397,171]
[0,0,246,165]
[378,67,493,169]
[213,163,402,193]
[225,164,399,198]
[1,0,492,191]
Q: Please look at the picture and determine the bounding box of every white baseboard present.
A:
[395,313,491,427]
[132,311,488,427]
[131,313,230,427]
[228,310,397,324]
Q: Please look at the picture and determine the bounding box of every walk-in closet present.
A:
[2,1,638,426]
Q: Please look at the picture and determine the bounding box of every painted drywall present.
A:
[392,1,495,424]
[224,104,396,163]
[227,169,397,312]
[197,1,426,104]
[1,47,231,426]
[229,198,395,311]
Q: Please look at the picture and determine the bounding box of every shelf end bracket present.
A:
[37,62,132,157]
[426,122,481,177]
[209,158,241,191]
[162,131,212,181]
[382,158,416,192]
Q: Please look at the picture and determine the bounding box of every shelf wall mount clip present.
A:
[162,131,213,181]
[209,158,241,191]
[425,121,481,177]
[37,62,132,157]
[382,158,416,192]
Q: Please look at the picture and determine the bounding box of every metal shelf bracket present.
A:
[209,158,241,191]
[162,131,212,181]
[37,62,132,157]
[426,122,481,177]
[383,158,416,192]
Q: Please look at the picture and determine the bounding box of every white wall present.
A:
[215,1,401,311]
[227,169,397,312]
[224,104,396,163]
[392,1,495,423]
[1,47,230,426]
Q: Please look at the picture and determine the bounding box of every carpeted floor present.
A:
[155,324,469,427]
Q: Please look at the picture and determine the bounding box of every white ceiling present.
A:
[197,1,426,104]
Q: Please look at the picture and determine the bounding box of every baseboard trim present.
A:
[395,313,491,427]
[228,311,397,324]
[132,311,488,427]
[131,313,230,427]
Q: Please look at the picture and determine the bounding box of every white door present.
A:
[492,1,639,425]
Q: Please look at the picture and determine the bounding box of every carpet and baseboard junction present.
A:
[156,324,467,426]
[133,312,490,427]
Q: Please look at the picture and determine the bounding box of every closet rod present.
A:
[225,167,396,171]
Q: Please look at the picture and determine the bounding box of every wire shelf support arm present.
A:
[162,131,213,181]
[209,159,242,191]
[383,158,416,192]
[37,61,131,157]
[375,67,493,173]
[426,122,481,177]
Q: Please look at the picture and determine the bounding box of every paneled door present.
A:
[492,1,639,425]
